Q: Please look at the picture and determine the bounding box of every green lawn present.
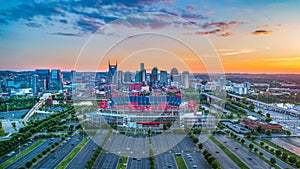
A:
[56,137,90,169]
[210,136,250,169]
[116,156,128,169]
[175,155,188,169]
[0,140,46,169]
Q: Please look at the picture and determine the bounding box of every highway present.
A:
[6,139,58,169]
[33,136,82,169]
[203,138,240,169]
[215,135,270,169]
[66,139,98,169]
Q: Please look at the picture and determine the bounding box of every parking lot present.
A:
[182,152,210,169]
[93,151,119,169]
[154,152,178,169]
[66,139,98,169]
[33,136,82,169]
[104,134,149,158]
[152,134,196,154]
[127,157,150,169]
[215,135,270,169]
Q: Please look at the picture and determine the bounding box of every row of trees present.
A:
[0,105,75,156]
[203,149,222,169]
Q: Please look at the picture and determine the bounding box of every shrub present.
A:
[282,153,288,160]
[37,154,42,158]
[288,156,297,164]
[32,157,37,163]
[25,161,32,168]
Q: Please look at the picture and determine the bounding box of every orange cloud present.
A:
[252,30,272,35]
[218,32,233,37]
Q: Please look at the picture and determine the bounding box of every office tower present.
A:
[117,70,123,88]
[124,71,132,83]
[35,69,50,90]
[49,69,63,90]
[170,68,179,76]
[160,70,168,86]
[31,74,39,93]
[107,60,117,84]
[140,63,145,71]
[182,71,189,88]
[150,67,158,86]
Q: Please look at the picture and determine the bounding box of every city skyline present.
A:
[1,1,300,73]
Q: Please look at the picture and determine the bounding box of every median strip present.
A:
[209,136,250,169]
[116,156,128,169]
[0,140,46,169]
[55,137,90,169]
[174,155,188,169]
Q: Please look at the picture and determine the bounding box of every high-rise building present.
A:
[170,68,179,75]
[140,63,145,71]
[49,69,63,90]
[160,70,168,86]
[135,69,146,82]
[107,60,117,84]
[182,71,189,88]
[150,67,158,86]
[31,74,39,93]
[35,69,50,90]
[124,71,132,83]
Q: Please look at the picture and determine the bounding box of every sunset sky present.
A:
[0,0,300,73]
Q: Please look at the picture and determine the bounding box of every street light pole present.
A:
[18,137,20,157]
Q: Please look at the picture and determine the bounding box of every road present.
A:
[93,151,119,169]
[0,140,38,164]
[33,136,82,169]
[6,139,59,169]
[215,135,270,169]
[154,152,178,169]
[203,138,240,169]
[182,152,210,169]
[66,139,98,169]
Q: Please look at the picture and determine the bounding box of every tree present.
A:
[257,110,263,115]
[249,143,254,150]
[25,161,32,168]
[266,113,270,118]
[163,124,167,130]
[260,142,264,146]
[242,97,247,104]
[249,103,255,110]
[286,130,291,136]
[266,130,272,136]
[275,150,282,156]
[32,157,37,163]
[296,161,300,168]
[282,153,288,160]
[254,148,258,152]
[198,143,203,150]
[256,125,263,133]
[288,156,297,164]
[241,139,245,144]
[270,158,276,165]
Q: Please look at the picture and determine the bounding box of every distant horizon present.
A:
[1,68,300,75]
